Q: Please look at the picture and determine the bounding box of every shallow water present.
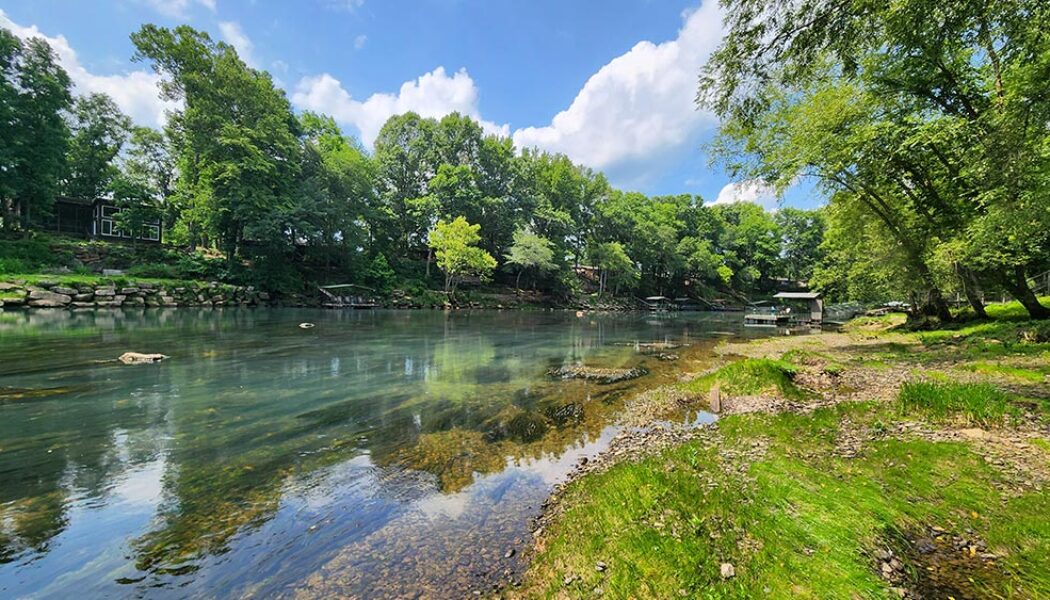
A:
[0,308,778,598]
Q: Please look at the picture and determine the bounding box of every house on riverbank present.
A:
[42,197,162,243]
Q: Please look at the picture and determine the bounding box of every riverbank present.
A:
[509,306,1050,598]
[0,274,269,308]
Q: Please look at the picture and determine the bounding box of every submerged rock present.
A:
[118,352,169,365]
[547,365,648,384]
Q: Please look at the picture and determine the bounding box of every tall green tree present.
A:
[0,30,71,230]
[64,93,132,199]
[132,24,302,273]
[699,0,1050,318]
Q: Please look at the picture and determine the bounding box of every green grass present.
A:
[0,272,216,289]
[962,361,1049,383]
[896,381,1022,427]
[680,359,810,400]
[955,296,1050,321]
[521,404,1050,599]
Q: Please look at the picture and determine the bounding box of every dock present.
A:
[318,284,378,309]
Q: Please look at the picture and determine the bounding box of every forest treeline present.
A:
[699,0,1050,320]
[2,8,1048,318]
[0,24,823,301]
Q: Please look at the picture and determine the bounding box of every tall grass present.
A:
[897,381,1019,426]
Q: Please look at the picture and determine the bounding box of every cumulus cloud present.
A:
[219,21,256,67]
[353,34,367,50]
[511,0,724,185]
[0,10,175,127]
[141,0,216,19]
[292,66,509,147]
[713,179,780,211]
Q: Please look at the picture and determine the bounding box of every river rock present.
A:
[95,287,115,297]
[52,286,78,296]
[28,289,71,307]
[720,563,735,579]
[71,302,96,308]
[73,293,94,302]
[120,287,139,295]
[118,352,169,364]
[548,365,648,384]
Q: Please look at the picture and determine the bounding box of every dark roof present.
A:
[773,292,821,299]
[54,196,96,206]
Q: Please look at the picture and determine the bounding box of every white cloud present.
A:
[511,0,724,185]
[353,34,367,50]
[219,21,256,67]
[0,10,175,127]
[292,66,509,147]
[324,0,365,12]
[713,179,780,211]
[141,0,216,19]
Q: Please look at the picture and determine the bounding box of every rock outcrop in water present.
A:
[547,365,648,384]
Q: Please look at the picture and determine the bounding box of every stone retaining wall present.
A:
[0,280,271,309]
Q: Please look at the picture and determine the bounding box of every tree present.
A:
[699,0,1050,319]
[64,93,131,199]
[0,30,71,230]
[775,207,825,282]
[590,241,638,297]
[132,25,302,272]
[110,170,162,244]
[428,216,497,296]
[505,228,556,290]
[123,126,177,229]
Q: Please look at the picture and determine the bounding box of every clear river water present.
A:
[0,308,779,598]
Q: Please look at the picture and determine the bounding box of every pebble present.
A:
[720,562,735,579]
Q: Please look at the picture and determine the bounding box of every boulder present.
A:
[95,287,116,297]
[28,289,71,306]
[118,352,169,365]
[71,302,96,308]
[73,293,94,302]
[1,296,25,306]
[120,287,140,295]
[28,298,68,308]
[52,286,78,296]
[0,282,23,291]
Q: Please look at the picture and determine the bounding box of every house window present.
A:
[143,225,160,241]
[100,219,113,236]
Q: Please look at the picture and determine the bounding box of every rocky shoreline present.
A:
[0,279,271,309]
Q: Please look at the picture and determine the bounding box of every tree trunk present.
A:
[1002,267,1049,319]
[515,269,522,291]
[912,256,953,321]
[957,265,987,319]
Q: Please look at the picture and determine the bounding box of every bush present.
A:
[897,381,1019,426]
[0,235,71,272]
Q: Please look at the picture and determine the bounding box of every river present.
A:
[0,308,781,598]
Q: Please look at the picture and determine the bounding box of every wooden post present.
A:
[709,383,721,414]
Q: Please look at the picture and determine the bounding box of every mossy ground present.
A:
[511,304,1050,599]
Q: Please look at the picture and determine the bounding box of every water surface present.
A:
[0,308,775,598]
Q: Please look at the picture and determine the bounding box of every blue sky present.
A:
[0,0,819,209]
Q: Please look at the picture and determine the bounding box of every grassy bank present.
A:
[512,305,1050,599]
